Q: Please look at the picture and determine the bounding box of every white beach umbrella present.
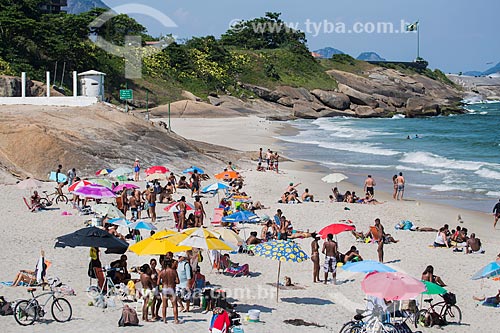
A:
[321,173,348,184]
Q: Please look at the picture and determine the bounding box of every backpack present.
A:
[0,297,13,316]
[442,292,457,306]
[118,305,139,327]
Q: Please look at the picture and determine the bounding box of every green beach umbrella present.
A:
[89,178,113,189]
[422,280,447,295]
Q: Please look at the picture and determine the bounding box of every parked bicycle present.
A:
[339,299,399,333]
[87,267,128,307]
[39,190,68,206]
[414,293,461,328]
[14,278,72,326]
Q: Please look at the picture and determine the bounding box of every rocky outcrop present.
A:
[310,90,351,110]
[181,90,202,102]
[0,75,65,97]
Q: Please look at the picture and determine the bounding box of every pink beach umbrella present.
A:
[145,166,170,176]
[113,183,140,193]
[163,201,195,213]
[361,272,426,301]
[318,223,356,239]
[73,184,116,199]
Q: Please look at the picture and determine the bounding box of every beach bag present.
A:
[0,297,13,316]
[403,221,413,230]
[118,305,139,327]
[442,292,456,305]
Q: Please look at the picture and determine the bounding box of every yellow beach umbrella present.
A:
[163,227,234,251]
[129,230,191,255]
[209,227,244,247]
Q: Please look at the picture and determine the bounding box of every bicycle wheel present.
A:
[39,198,51,207]
[414,309,433,328]
[14,300,37,326]
[56,195,68,204]
[441,305,462,325]
[339,321,363,333]
[380,323,398,333]
[51,297,72,322]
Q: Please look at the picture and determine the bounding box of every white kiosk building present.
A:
[78,70,106,100]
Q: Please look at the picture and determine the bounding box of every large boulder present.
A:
[354,106,378,118]
[181,90,201,101]
[293,101,356,119]
[0,76,21,96]
[240,84,282,102]
[338,84,379,107]
[310,89,351,110]
[274,86,315,102]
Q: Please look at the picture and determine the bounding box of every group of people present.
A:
[257,148,280,173]
[278,182,317,204]
[329,187,381,205]
[434,224,485,254]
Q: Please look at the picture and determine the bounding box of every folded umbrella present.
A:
[54,226,129,254]
[471,261,500,280]
[182,166,204,174]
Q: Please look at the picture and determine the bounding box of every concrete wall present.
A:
[0,96,98,107]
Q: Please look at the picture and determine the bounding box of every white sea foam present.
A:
[486,191,500,198]
[312,118,393,139]
[400,152,488,171]
[475,168,500,180]
[391,114,406,119]
[430,184,468,192]
[316,141,400,156]
[321,161,393,170]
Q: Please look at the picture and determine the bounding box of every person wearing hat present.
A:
[176,252,192,312]
[133,158,140,182]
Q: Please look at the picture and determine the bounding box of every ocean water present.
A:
[278,102,500,212]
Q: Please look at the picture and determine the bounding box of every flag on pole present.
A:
[406,21,418,32]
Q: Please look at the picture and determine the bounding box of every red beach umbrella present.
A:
[164,202,195,213]
[145,166,169,175]
[68,180,92,192]
[318,223,356,239]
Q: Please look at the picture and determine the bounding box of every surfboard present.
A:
[48,171,67,183]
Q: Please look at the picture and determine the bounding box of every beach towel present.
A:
[1,281,28,287]
[35,256,48,284]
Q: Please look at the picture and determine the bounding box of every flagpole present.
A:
[417,21,420,59]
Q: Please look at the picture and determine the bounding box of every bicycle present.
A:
[339,300,399,333]
[414,293,462,328]
[13,279,72,326]
[39,189,69,206]
[87,267,128,307]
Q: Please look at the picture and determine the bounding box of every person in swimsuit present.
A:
[421,265,446,286]
[168,172,177,193]
[311,234,321,283]
[364,175,376,197]
[258,147,263,164]
[396,172,405,200]
[493,199,500,229]
[158,259,180,324]
[150,258,161,320]
[193,196,206,227]
[146,188,156,222]
[392,175,398,199]
[274,152,279,174]
[322,233,338,285]
[140,264,154,322]
[190,170,200,197]
[266,149,272,170]
[133,159,140,182]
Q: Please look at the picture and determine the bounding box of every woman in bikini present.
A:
[193,196,206,227]
[422,265,446,286]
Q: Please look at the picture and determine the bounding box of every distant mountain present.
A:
[357,52,386,61]
[66,0,109,14]
[313,47,344,59]
[463,62,500,77]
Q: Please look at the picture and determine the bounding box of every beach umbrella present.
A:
[113,183,139,193]
[163,201,195,213]
[54,226,129,254]
[183,166,204,174]
[253,240,309,302]
[164,228,233,251]
[318,223,356,238]
[108,167,133,179]
[68,180,92,192]
[214,171,239,180]
[108,217,132,227]
[209,227,244,247]
[129,230,191,255]
[422,280,448,295]
[321,173,348,184]
[73,184,116,199]
[221,211,260,223]
[201,182,229,193]
[361,272,426,301]
[145,166,170,175]
[343,260,396,273]
[17,178,42,190]
[146,173,167,181]
[92,204,125,219]
[128,220,157,231]
[95,168,113,176]
[88,178,113,189]
[471,261,500,280]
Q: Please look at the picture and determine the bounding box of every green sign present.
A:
[119,89,133,100]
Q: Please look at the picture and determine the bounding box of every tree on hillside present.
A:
[221,12,308,52]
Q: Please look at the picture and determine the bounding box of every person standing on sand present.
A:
[55,164,63,183]
[374,218,385,263]
[258,147,263,164]
[364,175,376,197]
[392,175,398,199]
[266,149,272,170]
[493,199,500,229]
[396,172,405,200]
[158,259,180,324]
[194,196,206,227]
[311,234,321,283]
[133,159,140,182]
[274,152,279,174]
[322,233,338,285]
[147,188,157,223]
[67,168,76,186]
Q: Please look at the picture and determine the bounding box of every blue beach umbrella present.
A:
[222,210,260,223]
[128,220,157,231]
[108,218,132,227]
[254,240,309,302]
[182,166,204,174]
[343,260,396,273]
[201,182,229,193]
[471,261,500,280]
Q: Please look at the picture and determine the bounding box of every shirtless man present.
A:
[493,199,500,229]
[146,188,157,223]
[301,188,314,202]
[157,259,180,324]
[466,233,483,254]
[133,190,143,219]
[374,218,385,262]
[311,234,321,283]
[140,264,154,322]
[168,173,177,193]
[286,182,301,196]
[322,234,338,285]
[265,149,272,170]
[190,170,200,197]
[129,193,138,221]
[194,196,206,227]
[279,216,290,240]
[396,172,405,200]
[364,175,376,197]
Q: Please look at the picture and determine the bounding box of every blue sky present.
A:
[103,0,499,73]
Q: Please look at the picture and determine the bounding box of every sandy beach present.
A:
[0,115,499,333]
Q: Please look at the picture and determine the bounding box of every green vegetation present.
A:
[320,54,375,75]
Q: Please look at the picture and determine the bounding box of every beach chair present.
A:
[211,208,224,227]
[220,256,249,277]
